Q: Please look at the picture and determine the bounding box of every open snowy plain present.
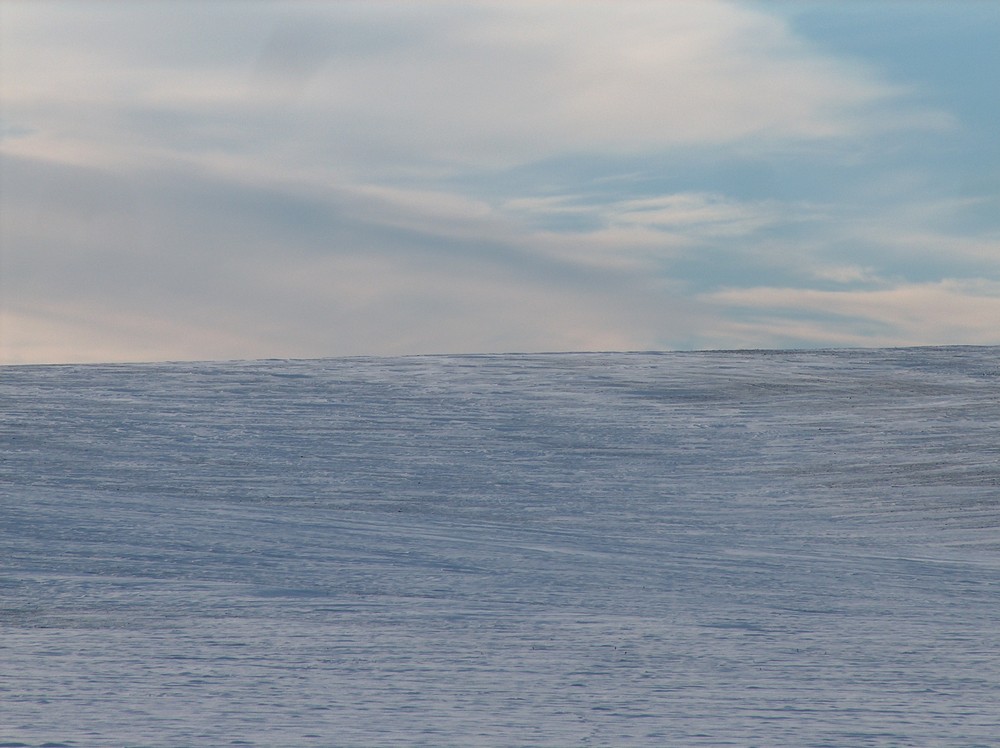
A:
[2,347,999,746]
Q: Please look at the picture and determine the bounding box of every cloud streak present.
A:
[705,280,1000,349]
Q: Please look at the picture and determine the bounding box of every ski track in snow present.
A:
[2,347,999,746]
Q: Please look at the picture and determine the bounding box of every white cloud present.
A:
[499,191,784,270]
[611,193,781,237]
[1,0,940,176]
[0,151,708,363]
[0,248,690,364]
[0,1,989,363]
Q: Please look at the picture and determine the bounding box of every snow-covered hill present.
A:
[3,348,999,746]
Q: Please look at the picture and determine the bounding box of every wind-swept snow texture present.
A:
[2,348,999,747]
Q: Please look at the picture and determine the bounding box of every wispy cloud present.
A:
[705,279,1000,348]
[2,1,941,172]
[0,1,995,362]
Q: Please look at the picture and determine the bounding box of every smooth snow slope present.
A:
[2,347,999,746]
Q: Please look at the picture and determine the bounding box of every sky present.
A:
[2,1,999,364]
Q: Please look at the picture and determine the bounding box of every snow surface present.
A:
[2,347,999,746]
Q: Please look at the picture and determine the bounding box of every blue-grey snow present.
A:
[2,347,999,746]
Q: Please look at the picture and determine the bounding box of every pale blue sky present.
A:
[2,1,998,363]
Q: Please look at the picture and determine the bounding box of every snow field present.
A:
[2,348,999,745]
